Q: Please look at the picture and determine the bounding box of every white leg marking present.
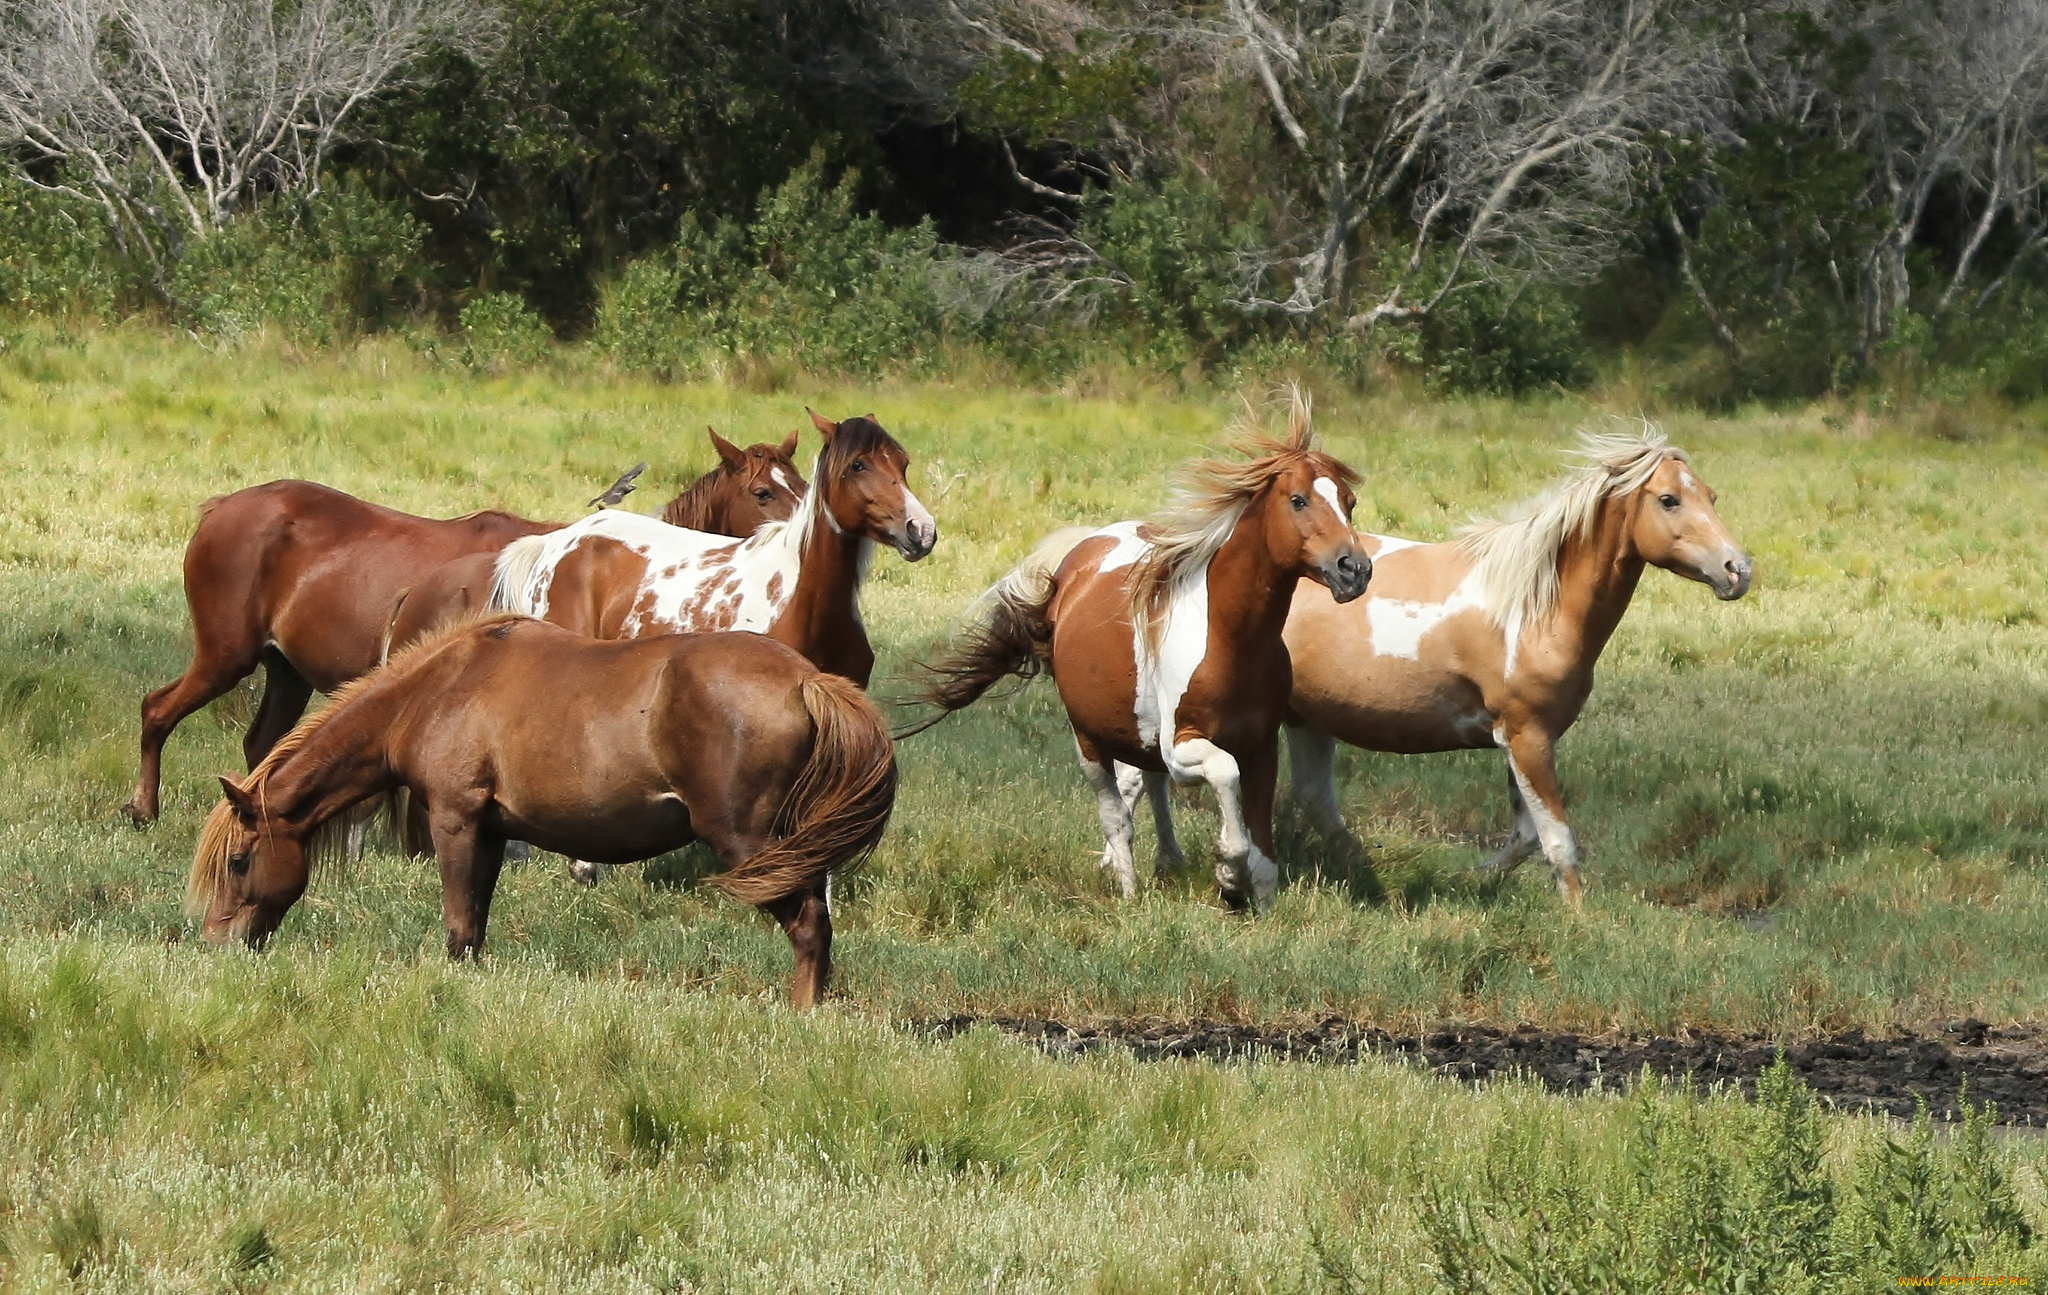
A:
[1167,738,1277,911]
[1501,743,1580,895]
[1478,772,1540,875]
[1079,746,1138,898]
[1286,725,1346,833]
[1144,770,1184,876]
[568,857,609,885]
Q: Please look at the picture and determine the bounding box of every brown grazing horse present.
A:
[913,396,1369,910]
[490,410,936,687]
[186,614,896,1007]
[126,429,805,824]
[1282,426,1753,906]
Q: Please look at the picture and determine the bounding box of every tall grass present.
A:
[3,325,2047,1286]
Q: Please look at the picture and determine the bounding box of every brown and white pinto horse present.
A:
[186,614,896,1007]
[914,397,1370,910]
[383,429,809,656]
[125,431,804,824]
[490,410,936,687]
[1282,426,1753,905]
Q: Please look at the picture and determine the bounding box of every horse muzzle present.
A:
[1322,549,1372,604]
[896,516,937,561]
[1710,550,1753,601]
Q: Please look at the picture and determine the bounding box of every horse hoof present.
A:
[1218,887,1252,914]
[504,840,532,863]
[119,801,156,828]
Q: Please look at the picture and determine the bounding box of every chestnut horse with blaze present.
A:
[1281,426,1752,905]
[125,428,804,823]
[489,410,936,688]
[914,396,1369,910]
[186,615,895,1007]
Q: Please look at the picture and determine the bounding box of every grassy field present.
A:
[0,323,2045,1288]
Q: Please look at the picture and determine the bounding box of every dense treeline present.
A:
[4,0,2048,400]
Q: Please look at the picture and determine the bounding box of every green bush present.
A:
[595,155,945,379]
[460,291,556,370]
[168,181,430,344]
[0,174,136,320]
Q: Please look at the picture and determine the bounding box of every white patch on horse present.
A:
[508,506,802,637]
[1132,563,1212,752]
[1504,743,1579,885]
[1312,476,1344,518]
[1365,569,1486,661]
[771,466,795,493]
[1166,736,1277,910]
[1368,533,1422,556]
[1680,469,1699,491]
[1091,521,1147,573]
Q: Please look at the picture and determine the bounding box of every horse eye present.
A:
[753,488,773,502]
[849,459,866,473]
[1659,494,1680,510]
[1290,493,1308,510]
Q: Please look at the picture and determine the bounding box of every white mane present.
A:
[1456,422,1687,630]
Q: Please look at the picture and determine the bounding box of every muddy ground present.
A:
[921,1015,2048,1125]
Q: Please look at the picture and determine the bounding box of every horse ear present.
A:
[806,407,837,440]
[218,775,257,821]
[707,427,745,468]
[778,429,800,459]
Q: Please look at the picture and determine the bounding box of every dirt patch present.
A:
[920,1015,2048,1125]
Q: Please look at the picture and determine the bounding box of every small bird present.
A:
[589,461,647,508]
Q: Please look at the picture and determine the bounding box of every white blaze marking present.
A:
[771,466,795,492]
[1312,476,1344,517]
[1679,470,1699,491]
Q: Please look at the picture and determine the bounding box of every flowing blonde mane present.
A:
[186,612,529,917]
[1128,387,1358,650]
[1456,422,1688,631]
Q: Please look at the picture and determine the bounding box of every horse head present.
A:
[187,774,312,948]
[806,409,937,561]
[666,427,808,536]
[1630,453,1752,600]
[1253,449,1371,603]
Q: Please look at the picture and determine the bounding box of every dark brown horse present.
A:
[913,393,1369,910]
[186,614,896,1007]
[490,411,935,687]
[127,429,805,823]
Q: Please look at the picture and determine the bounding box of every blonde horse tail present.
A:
[713,675,897,907]
[898,526,1086,736]
[489,535,549,614]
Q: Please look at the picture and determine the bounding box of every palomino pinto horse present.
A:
[490,410,936,687]
[915,397,1369,910]
[126,430,804,824]
[186,615,896,1007]
[1283,426,1753,905]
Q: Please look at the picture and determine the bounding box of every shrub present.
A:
[460,292,555,370]
[168,181,430,344]
[0,174,136,320]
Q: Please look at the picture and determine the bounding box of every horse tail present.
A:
[713,674,897,907]
[185,798,238,918]
[489,535,549,614]
[901,526,1090,735]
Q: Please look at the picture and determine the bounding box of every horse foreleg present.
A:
[244,646,314,770]
[1169,737,1278,914]
[765,885,833,1009]
[126,640,261,824]
[1285,723,1347,834]
[1496,723,1583,908]
[433,812,507,959]
[1477,769,1540,877]
[1077,738,1138,898]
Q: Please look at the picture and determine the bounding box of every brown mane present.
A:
[1127,387,1357,652]
[660,438,807,531]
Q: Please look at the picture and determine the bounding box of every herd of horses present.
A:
[150,394,1753,1006]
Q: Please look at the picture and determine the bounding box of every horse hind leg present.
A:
[126,632,265,824]
[1078,739,1139,898]
[765,885,832,1009]
[244,646,314,769]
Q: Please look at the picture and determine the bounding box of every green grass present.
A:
[0,322,2046,1287]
